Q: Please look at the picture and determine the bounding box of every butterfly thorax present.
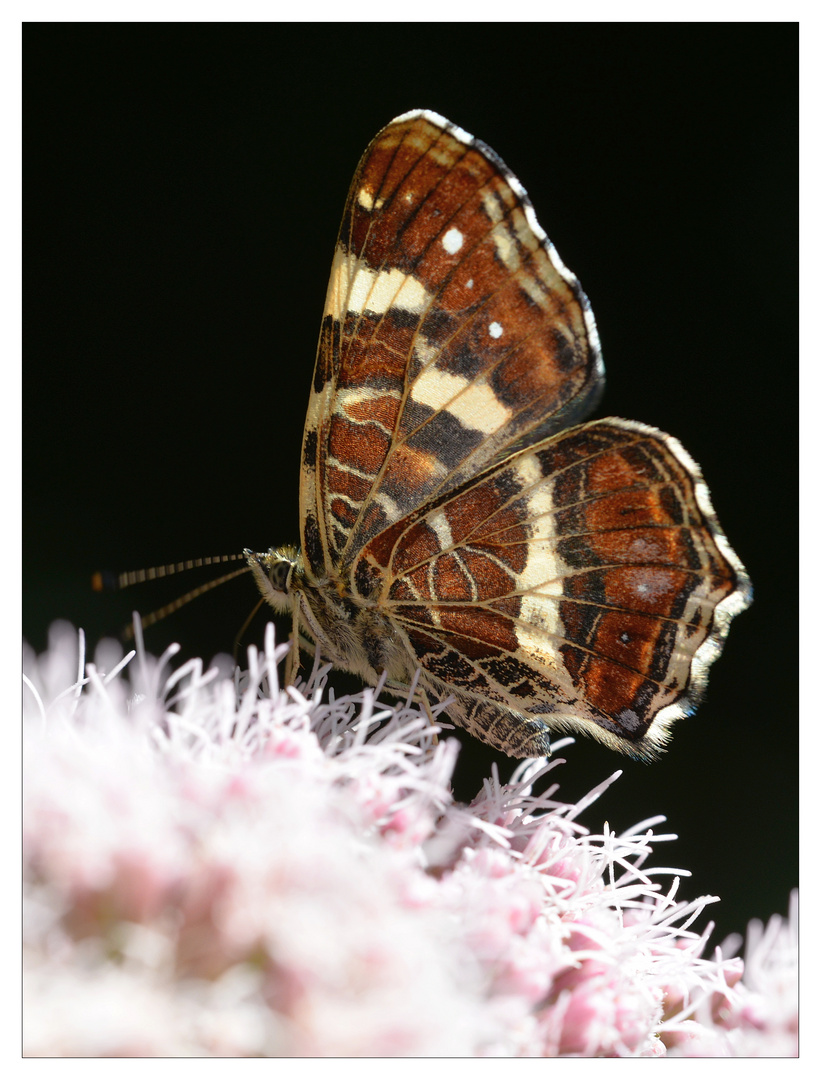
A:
[246,545,411,684]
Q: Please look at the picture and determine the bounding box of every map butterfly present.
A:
[243,109,751,759]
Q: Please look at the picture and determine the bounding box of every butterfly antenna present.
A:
[92,553,252,639]
[233,596,266,665]
[92,553,248,592]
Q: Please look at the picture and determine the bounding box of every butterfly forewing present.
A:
[301,110,603,580]
[281,109,750,759]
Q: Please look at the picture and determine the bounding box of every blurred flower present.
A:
[23,621,797,1056]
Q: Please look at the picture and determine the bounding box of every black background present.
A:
[25,24,796,947]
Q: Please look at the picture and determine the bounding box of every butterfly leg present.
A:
[381,677,443,749]
[283,625,336,689]
[283,608,304,687]
[416,685,441,748]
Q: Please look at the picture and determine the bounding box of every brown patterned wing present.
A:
[299,110,603,580]
[355,419,751,759]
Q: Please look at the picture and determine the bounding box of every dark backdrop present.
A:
[25,23,796,947]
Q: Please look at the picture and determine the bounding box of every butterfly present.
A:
[246,109,751,760]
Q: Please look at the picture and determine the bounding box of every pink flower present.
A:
[23,622,797,1056]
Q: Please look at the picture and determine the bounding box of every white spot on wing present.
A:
[489,321,503,339]
[411,367,470,412]
[411,368,512,434]
[325,248,432,320]
[375,492,402,523]
[449,382,512,432]
[428,508,454,550]
[442,227,464,254]
[349,263,429,316]
[490,220,520,271]
[513,455,542,489]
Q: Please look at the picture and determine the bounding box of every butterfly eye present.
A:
[269,559,292,593]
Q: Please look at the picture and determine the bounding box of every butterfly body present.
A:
[247,546,413,686]
[250,110,751,760]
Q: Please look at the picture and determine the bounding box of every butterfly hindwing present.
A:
[355,418,747,758]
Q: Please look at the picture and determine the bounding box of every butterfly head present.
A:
[244,546,300,615]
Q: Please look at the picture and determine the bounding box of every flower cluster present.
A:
[23,621,797,1056]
